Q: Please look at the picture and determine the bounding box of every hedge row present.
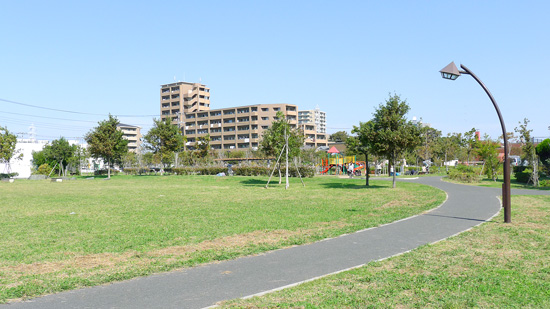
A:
[169,165,316,178]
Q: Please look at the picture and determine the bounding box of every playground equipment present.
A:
[319,146,367,175]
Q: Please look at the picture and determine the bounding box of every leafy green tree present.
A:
[418,126,441,165]
[436,133,462,172]
[85,115,128,178]
[0,126,22,174]
[196,134,211,158]
[477,135,500,181]
[143,118,185,170]
[462,128,479,165]
[366,94,422,188]
[49,137,77,176]
[536,138,550,172]
[515,118,539,186]
[348,121,375,186]
[260,111,304,183]
[329,131,349,143]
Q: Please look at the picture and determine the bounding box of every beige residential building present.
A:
[299,123,329,149]
[117,124,142,153]
[183,104,302,150]
[298,107,326,134]
[160,82,211,124]
[159,82,328,150]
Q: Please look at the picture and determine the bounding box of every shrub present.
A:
[171,165,316,178]
[36,163,53,176]
[448,165,480,183]
[539,179,550,187]
[0,173,19,179]
[123,167,153,175]
[94,169,120,176]
[513,166,532,183]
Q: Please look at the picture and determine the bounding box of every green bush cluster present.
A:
[539,179,550,187]
[513,166,532,183]
[169,165,316,178]
[172,167,227,175]
[122,168,154,175]
[36,163,53,176]
[448,165,480,183]
[0,173,18,179]
[94,169,120,176]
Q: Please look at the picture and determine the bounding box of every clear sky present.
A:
[1,1,549,142]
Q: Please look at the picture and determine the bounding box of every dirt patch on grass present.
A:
[2,219,352,289]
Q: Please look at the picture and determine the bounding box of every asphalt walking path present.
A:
[5,177,550,309]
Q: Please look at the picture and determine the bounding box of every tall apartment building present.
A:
[183,104,301,150]
[159,82,328,150]
[117,124,142,153]
[298,106,326,133]
[160,82,211,124]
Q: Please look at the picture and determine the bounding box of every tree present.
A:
[366,94,422,188]
[436,133,461,172]
[196,134,211,158]
[477,135,500,181]
[515,118,539,186]
[535,138,550,173]
[0,126,22,174]
[348,121,375,186]
[329,131,349,143]
[85,115,128,178]
[260,111,304,184]
[418,126,441,166]
[143,118,185,170]
[462,128,478,165]
[49,137,77,177]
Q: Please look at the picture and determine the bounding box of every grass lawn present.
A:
[443,175,550,190]
[0,175,444,303]
[222,194,550,308]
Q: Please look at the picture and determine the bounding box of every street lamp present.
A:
[440,62,511,223]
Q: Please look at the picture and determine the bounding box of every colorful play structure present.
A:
[320,146,366,175]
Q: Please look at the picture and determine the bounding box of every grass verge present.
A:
[0,175,444,303]
[443,175,550,190]
[222,194,550,308]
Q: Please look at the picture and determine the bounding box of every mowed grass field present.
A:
[223,195,550,308]
[0,175,445,303]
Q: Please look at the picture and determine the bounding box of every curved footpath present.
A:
[5,177,549,309]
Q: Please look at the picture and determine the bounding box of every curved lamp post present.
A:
[440,62,511,223]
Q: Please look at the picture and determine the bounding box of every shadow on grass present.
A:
[239,178,268,187]
[319,182,386,189]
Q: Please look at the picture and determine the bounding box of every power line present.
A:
[0,98,157,117]
[0,110,154,126]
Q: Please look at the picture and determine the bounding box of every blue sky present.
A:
[1,1,549,141]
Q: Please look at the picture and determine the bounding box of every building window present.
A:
[261,117,269,121]
[261,125,269,129]
[273,107,280,111]
[261,108,269,112]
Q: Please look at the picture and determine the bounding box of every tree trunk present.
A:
[365,151,370,187]
[392,153,396,188]
[278,162,282,184]
[108,160,111,179]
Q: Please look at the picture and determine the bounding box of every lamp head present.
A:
[440,61,461,80]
